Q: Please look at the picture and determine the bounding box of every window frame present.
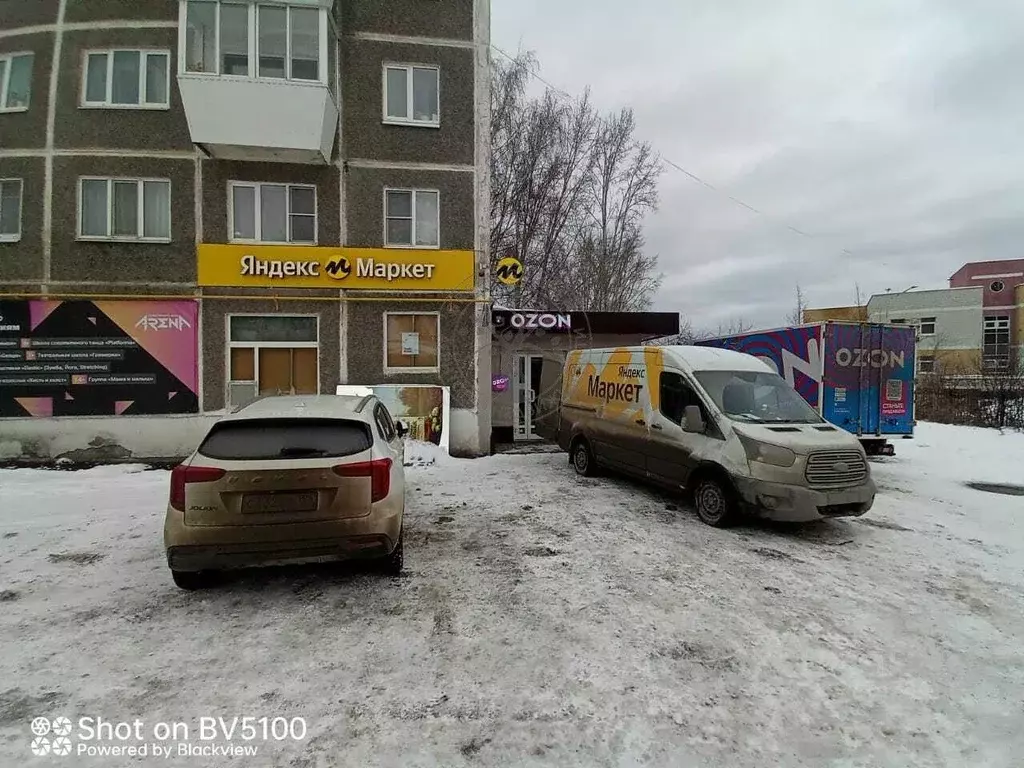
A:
[227,181,318,245]
[179,1,328,85]
[658,370,709,426]
[982,315,1011,367]
[76,176,173,243]
[373,402,397,442]
[226,313,321,405]
[918,317,936,336]
[0,51,33,112]
[382,311,441,375]
[382,187,440,249]
[80,48,172,110]
[381,62,440,127]
[0,178,23,243]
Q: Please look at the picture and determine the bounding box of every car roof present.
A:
[220,394,376,423]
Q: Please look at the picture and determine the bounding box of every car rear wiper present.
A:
[278,446,328,457]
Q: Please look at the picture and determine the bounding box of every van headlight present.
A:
[736,433,796,467]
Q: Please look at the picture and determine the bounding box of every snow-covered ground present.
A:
[1,423,1022,767]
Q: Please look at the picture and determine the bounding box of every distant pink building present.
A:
[948,259,1024,368]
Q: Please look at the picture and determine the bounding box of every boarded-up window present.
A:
[227,315,319,407]
[385,313,439,371]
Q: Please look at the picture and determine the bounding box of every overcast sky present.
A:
[490,0,1024,329]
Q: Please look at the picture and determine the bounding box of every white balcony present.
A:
[178,75,337,163]
[177,0,337,164]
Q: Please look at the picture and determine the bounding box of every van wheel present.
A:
[570,438,597,477]
[693,476,739,527]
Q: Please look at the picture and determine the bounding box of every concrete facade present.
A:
[948,258,1024,368]
[0,0,492,461]
[866,288,985,374]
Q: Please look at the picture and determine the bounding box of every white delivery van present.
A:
[556,345,876,526]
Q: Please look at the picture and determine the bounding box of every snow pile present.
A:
[402,439,451,467]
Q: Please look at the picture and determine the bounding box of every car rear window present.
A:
[198,418,373,460]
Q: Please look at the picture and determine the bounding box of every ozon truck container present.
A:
[696,321,916,455]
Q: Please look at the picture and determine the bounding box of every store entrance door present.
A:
[512,354,544,441]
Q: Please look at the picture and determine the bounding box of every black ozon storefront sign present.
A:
[491,310,680,338]
[493,312,572,332]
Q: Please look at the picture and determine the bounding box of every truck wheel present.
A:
[693,476,739,527]
[570,438,597,477]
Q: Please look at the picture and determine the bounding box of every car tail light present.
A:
[169,465,226,511]
[332,458,392,503]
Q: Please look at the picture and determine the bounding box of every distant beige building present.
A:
[802,305,867,324]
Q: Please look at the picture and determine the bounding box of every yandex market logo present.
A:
[240,254,438,282]
[587,374,645,404]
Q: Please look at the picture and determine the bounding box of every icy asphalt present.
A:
[0,422,1022,767]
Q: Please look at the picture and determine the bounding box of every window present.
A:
[83,50,170,108]
[659,372,706,425]
[983,316,1010,368]
[78,178,171,241]
[228,315,319,409]
[229,182,316,244]
[0,52,33,111]
[384,313,439,373]
[184,1,322,82]
[374,403,397,442]
[384,189,439,248]
[890,318,905,324]
[919,317,936,336]
[199,419,372,460]
[918,355,935,374]
[383,64,439,125]
[0,179,22,242]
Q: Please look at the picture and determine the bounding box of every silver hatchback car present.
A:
[163,394,407,589]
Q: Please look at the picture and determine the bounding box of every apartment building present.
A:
[0,0,492,460]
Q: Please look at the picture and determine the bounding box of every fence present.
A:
[916,374,1024,429]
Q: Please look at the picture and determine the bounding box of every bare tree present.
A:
[490,51,662,311]
[787,284,807,325]
[646,315,697,345]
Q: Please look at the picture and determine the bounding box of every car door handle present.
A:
[651,423,663,430]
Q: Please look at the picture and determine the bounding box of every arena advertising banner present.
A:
[0,300,199,418]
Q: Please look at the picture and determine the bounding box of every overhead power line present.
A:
[489,43,864,264]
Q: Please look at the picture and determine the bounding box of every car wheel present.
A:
[381,531,403,576]
[171,570,212,591]
[570,438,596,477]
[693,476,739,527]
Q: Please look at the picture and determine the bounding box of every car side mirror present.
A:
[683,405,705,433]
[395,421,408,438]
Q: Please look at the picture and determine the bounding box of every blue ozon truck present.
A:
[696,321,916,455]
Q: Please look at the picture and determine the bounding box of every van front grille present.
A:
[805,450,868,488]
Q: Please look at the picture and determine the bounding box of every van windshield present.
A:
[693,370,823,424]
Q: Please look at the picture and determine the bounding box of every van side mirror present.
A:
[395,421,408,438]
[683,405,705,433]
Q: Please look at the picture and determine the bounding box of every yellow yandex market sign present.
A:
[197,244,476,291]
